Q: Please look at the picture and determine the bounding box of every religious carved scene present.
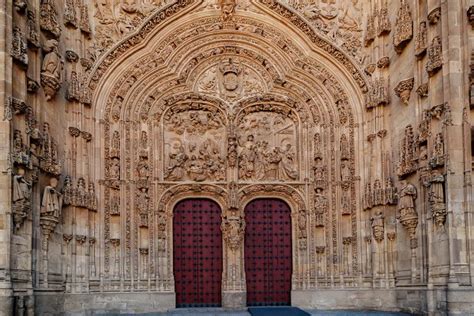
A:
[2,0,473,314]
[237,111,298,181]
[164,106,227,182]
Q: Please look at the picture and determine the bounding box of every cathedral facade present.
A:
[0,0,473,314]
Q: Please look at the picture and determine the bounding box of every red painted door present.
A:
[173,199,223,308]
[245,199,292,306]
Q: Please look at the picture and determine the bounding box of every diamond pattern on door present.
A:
[245,199,292,306]
[173,199,223,308]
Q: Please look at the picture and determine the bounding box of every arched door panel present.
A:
[173,199,223,307]
[244,199,292,306]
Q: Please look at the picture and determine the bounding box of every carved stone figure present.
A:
[76,177,87,208]
[313,157,327,189]
[11,26,28,67]
[398,181,418,247]
[62,176,74,206]
[221,211,245,251]
[220,0,236,22]
[429,172,446,227]
[40,0,61,38]
[297,209,307,250]
[397,125,417,177]
[430,132,445,168]
[12,167,32,230]
[41,40,63,101]
[87,182,98,211]
[393,0,413,53]
[137,188,149,227]
[40,177,63,230]
[12,130,29,167]
[371,211,385,242]
[426,36,443,77]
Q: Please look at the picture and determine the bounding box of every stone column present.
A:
[0,0,14,314]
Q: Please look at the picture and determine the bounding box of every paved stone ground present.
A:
[114,308,412,316]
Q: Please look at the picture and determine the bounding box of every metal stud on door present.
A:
[245,199,292,306]
[173,199,223,308]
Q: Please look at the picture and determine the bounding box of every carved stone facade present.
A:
[0,1,473,315]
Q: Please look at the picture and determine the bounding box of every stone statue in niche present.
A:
[429,172,446,227]
[64,0,77,27]
[11,26,28,67]
[340,160,351,182]
[371,211,385,242]
[313,157,328,189]
[41,177,63,221]
[221,210,245,251]
[12,130,30,167]
[62,176,74,206]
[384,177,397,205]
[430,132,445,168]
[76,177,87,208]
[41,40,63,101]
[341,187,351,215]
[314,188,328,227]
[40,0,61,38]
[393,0,413,53]
[398,181,418,247]
[87,183,98,211]
[237,111,297,181]
[137,188,149,227]
[137,156,149,180]
[12,167,32,230]
[164,107,226,182]
[297,209,308,250]
[109,158,120,180]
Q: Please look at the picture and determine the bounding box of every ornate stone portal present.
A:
[1,0,473,315]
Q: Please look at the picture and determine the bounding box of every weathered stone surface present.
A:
[1,0,473,315]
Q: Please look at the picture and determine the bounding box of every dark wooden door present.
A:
[173,199,223,307]
[244,199,292,306]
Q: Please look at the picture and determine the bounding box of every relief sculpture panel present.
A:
[163,106,227,182]
[237,111,298,181]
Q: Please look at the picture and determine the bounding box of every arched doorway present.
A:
[173,198,223,307]
[245,199,292,306]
